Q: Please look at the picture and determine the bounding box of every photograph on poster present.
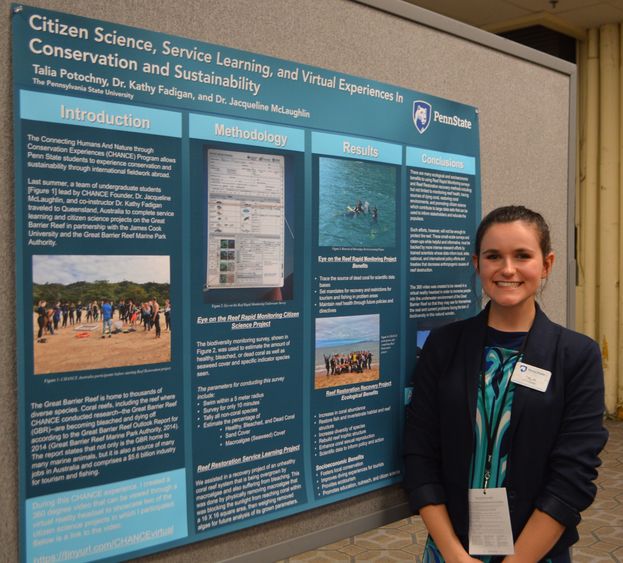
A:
[32,255,171,375]
[318,157,397,248]
[404,330,432,404]
[314,313,380,389]
[416,329,431,361]
[204,147,295,304]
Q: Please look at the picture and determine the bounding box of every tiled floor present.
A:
[282,419,623,562]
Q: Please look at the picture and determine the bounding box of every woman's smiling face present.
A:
[473,220,554,314]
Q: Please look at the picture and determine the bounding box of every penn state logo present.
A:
[413,100,432,134]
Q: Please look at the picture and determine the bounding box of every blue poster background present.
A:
[13,5,480,562]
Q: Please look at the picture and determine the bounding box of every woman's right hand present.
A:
[419,505,484,563]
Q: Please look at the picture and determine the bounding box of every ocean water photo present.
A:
[318,157,396,248]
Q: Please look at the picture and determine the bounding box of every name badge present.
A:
[511,362,551,392]
[468,487,515,555]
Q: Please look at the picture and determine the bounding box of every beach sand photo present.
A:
[32,255,171,375]
[315,314,380,390]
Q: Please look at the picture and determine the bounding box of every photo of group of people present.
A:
[32,255,171,375]
[321,350,375,377]
[314,314,380,389]
[35,297,171,340]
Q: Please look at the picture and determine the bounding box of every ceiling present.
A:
[403,0,623,38]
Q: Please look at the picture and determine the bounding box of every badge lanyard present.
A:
[479,327,531,491]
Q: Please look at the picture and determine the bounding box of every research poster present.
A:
[13,5,481,562]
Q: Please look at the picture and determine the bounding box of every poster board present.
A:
[0,1,575,562]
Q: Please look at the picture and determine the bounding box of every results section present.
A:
[310,132,402,500]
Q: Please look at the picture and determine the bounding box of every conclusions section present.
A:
[405,146,479,385]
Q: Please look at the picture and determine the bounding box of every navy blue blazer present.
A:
[403,304,608,557]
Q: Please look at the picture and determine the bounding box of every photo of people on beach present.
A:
[314,314,380,390]
[318,157,397,248]
[32,255,171,375]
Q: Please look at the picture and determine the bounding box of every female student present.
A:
[404,206,608,562]
[164,299,171,332]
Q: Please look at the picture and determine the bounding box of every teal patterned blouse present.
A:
[422,328,549,563]
[469,329,523,491]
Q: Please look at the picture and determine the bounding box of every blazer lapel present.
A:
[465,305,489,425]
[507,305,558,441]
